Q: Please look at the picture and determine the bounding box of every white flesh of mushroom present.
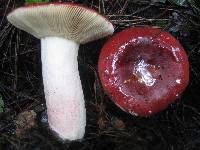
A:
[41,37,85,140]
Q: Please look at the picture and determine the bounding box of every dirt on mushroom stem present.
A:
[0,0,200,150]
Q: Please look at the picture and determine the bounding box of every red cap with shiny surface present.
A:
[98,27,189,117]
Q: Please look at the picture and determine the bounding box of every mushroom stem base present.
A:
[41,37,86,140]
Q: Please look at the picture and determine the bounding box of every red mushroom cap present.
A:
[98,27,189,117]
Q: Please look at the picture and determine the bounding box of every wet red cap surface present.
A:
[98,27,189,117]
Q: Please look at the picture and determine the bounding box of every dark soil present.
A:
[0,0,200,150]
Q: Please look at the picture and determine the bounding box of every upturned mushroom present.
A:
[7,2,114,140]
[98,27,189,117]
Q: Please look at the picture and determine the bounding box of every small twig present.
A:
[0,0,11,27]
[101,0,105,14]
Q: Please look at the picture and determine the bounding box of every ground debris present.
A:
[15,110,37,138]
[111,117,125,130]
[97,116,109,130]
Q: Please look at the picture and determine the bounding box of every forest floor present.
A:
[0,0,200,150]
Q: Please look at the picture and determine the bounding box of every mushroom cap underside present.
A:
[7,3,114,44]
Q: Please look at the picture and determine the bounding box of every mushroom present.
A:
[7,2,114,140]
[98,27,189,117]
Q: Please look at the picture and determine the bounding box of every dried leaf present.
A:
[15,110,37,137]
[98,116,109,130]
[111,117,125,130]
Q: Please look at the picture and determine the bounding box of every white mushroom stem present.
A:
[41,37,86,140]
